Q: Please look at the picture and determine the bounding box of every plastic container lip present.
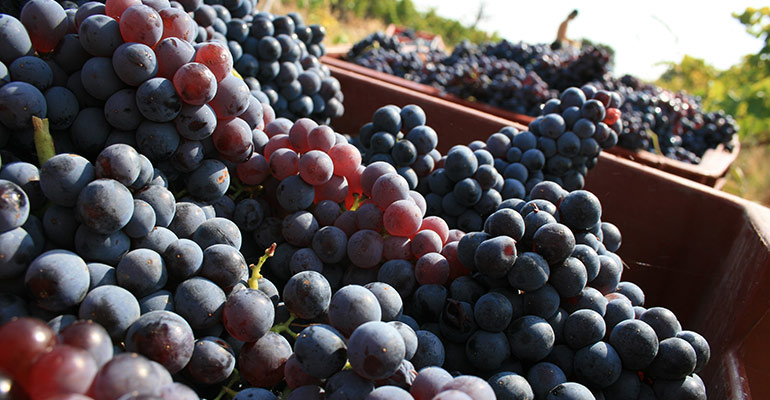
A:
[326,62,770,399]
[322,51,740,188]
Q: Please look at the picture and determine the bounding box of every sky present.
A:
[410,0,765,81]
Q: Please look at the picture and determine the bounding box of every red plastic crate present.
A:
[323,53,740,189]
[328,63,770,399]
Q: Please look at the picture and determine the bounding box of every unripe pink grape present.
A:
[420,216,449,244]
[105,0,141,21]
[288,118,318,153]
[307,125,336,152]
[298,150,333,186]
[415,252,450,285]
[269,148,299,180]
[412,229,443,258]
[384,199,422,237]
[263,134,292,161]
[237,153,269,185]
[194,42,233,82]
[329,143,362,178]
[159,7,195,42]
[119,4,162,46]
[173,62,216,105]
[314,174,348,204]
[371,173,410,210]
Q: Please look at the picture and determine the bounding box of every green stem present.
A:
[349,193,363,211]
[248,243,276,290]
[213,369,241,400]
[32,116,55,166]
[271,313,299,339]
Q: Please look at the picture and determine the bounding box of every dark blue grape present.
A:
[136,121,181,161]
[74,225,131,265]
[0,81,47,130]
[125,310,194,374]
[185,336,235,385]
[609,319,658,371]
[200,244,247,289]
[78,14,122,57]
[283,270,331,320]
[187,159,230,202]
[506,315,554,363]
[136,77,181,122]
[24,249,88,312]
[0,14,33,65]
[347,321,405,380]
[78,285,140,340]
[174,276,226,330]
[116,248,167,298]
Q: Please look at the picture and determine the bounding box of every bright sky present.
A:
[411,0,765,81]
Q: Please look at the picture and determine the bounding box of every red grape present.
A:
[194,42,233,82]
[442,241,470,280]
[105,0,141,21]
[0,318,56,382]
[265,117,293,138]
[328,143,362,179]
[415,252,450,285]
[263,133,292,160]
[262,102,275,126]
[384,199,422,237]
[212,117,253,163]
[159,6,195,42]
[154,37,195,79]
[287,118,316,153]
[447,229,465,243]
[269,148,299,180]
[371,173,410,210]
[20,0,68,53]
[412,229,443,258]
[347,164,364,195]
[307,125,336,152]
[237,153,270,185]
[119,4,162,46]
[298,150,334,186]
[355,203,383,233]
[420,216,449,244]
[172,62,216,105]
[360,161,396,197]
[22,345,98,398]
[314,174,348,204]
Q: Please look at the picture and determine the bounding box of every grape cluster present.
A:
[221,10,345,122]
[596,76,739,163]
[352,104,441,190]
[0,1,713,398]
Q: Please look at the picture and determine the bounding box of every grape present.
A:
[329,143,363,179]
[237,152,270,185]
[0,317,56,382]
[90,353,163,399]
[78,285,140,340]
[81,57,126,100]
[119,4,162,46]
[23,344,98,398]
[116,248,167,297]
[384,199,422,237]
[20,0,68,54]
[125,310,194,374]
[139,290,173,313]
[195,41,233,82]
[347,229,383,269]
[212,117,253,162]
[112,42,158,86]
[347,321,405,380]
[0,81,47,130]
[186,159,230,202]
[0,14,33,65]
[328,284,382,337]
[135,184,176,227]
[298,150,334,185]
[105,0,142,21]
[209,74,250,118]
[283,270,331,320]
[135,77,182,122]
[185,336,235,385]
[163,238,203,282]
[173,62,217,105]
[9,56,52,91]
[199,243,247,289]
[175,103,217,140]
[76,179,134,235]
[193,217,242,249]
[78,14,123,57]
[59,320,113,368]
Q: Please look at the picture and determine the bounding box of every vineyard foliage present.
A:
[657,7,770,144]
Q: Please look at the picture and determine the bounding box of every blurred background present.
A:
[269,0,770,205]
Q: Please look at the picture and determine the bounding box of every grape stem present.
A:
[270,313,299,339]
[247,243,276,290]
[32,116,55,166]
[213,369,241,400]
[348,193,363,211]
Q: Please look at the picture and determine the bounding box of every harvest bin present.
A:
[322,54,740,189]
[328,64,770,400]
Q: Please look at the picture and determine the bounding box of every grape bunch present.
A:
[597,76,739,164]
[352,104,441,190]
[220,9,346,122]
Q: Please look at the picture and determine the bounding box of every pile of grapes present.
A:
[0,0,711,399]
[596,76,739,164]
[345,32,737,165]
